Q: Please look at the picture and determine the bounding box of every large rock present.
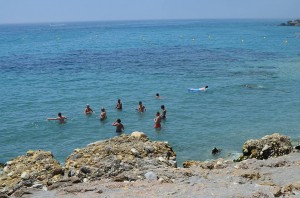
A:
[235,133,293,162]
[130,131,148,139]
[0,150,63,195]
[279,19,300,26]
[64,134,176,181]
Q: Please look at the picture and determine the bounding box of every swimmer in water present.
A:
[100,107,107,121]
[154,112,162,128]
[115,99,122,110]
[160,105,166,119]
[48,112,67,124]
[112,118,124,133]
[156,93,161,99]
[136,101,146,112]
[84,104,93,114]
[200,85,208,91]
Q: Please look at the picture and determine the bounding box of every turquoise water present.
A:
[1,19,300,165]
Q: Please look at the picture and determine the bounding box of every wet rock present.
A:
[212,147,221,155]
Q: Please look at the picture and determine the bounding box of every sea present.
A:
[0,19,299,166]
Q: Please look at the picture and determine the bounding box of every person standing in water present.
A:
[115,99,122,110]
[84,104,93,114]
[154,112,162,128]
[48,112,67,124]
[112,118,124,133]
[100,107,107,121]
[160,105,167,119]
[137,101,146,112]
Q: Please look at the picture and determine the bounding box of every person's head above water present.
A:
[205,86,208,88]
[58,112,62,117]
[116,118,121,123]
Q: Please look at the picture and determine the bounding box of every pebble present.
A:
[6,161,13,166]
[83,178,89,183]
[145,171,157,180]
[131,148,140,156]
[3,167,9,173]
[32,183,43,189]
[158,177,165,183]
[21,172,30,180]
[158,157,167,163]
[169,160,177,168]
[7,172,14,177]
[144,146,155,153]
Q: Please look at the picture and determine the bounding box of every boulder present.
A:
[144,171,157,180]
[0,150,63,195]
[130,131,148,139]
[64,134,176,181]
[235,133,293,162]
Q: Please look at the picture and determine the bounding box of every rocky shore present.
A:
[1,132,300,197]
[279,19,300,26]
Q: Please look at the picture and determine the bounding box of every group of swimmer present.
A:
[47,93,167,133]
[47,87,222,155]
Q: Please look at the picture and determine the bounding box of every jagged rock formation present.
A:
[0,150,63,196]
[235,133,293,162]
[64,132,177,182]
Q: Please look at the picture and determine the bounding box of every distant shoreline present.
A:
[279,19,300,26]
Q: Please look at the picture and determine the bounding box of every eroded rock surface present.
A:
[64,132,177,182]
[235,133,293,161]
[0,150,63,196]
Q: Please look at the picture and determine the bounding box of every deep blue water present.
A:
[0,19,300,165]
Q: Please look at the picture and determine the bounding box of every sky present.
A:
[0,0,299,24]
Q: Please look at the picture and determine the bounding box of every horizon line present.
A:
[0,17,296,26]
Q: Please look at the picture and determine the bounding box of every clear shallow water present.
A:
[0,19,300,165]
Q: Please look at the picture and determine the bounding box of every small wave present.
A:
[49,24,65,27]
[243,84,265,89]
